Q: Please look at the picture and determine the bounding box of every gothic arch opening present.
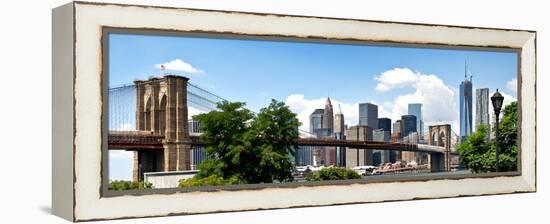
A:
[144,96,152,131]
[432,132,438,146]
[438,131,446,147]
[158,94,167,135]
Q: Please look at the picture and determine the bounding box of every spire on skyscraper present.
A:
[322,97,334,135]
[465,60,467,80]
[337,104,343,115]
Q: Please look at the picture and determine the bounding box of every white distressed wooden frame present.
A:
[52,1,536,222]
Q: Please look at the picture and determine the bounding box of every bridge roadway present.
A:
[108,131,452,154]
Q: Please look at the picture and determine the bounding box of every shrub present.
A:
[108,180,153,190]
[306,167,361,181]
[178,175,242,187]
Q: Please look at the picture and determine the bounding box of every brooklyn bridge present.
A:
[108,75,456,182]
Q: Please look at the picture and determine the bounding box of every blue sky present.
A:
[108,32,518,180]
[109,33,517,109]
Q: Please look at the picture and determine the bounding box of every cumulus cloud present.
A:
[155,59,204,74]
[374,68,419,92]
[285,68,459,135]
[375,69,458,133]
[506,78,517,94]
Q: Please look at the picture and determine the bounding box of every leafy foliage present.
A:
[306,167,362,181]
[108,180,153,190]
[246,99,300,183]
[182,99,300,187]
[457,102,518,173]
[456,125,495,173]
[498,102,518,153]
[178,174,242,187]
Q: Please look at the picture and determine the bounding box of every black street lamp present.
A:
[491,89,504,172]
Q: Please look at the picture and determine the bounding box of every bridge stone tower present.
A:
[428,124,451,172]
[133,75,190,181]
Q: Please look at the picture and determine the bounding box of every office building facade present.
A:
[400,115,417,139]
[373,128,391,166]
[476,88,490,134]
[378,117,392,132]
[460,76,473,142]
[392,120,401,138]
[390,120,402,161]
[359,103,378,128]
[345,125,373,168]
[322,98,334,136]
[408,103,423,137]
[309,109,324,135]
[294,146,314,166]
[401,132,419,163]
[334,105,346,166]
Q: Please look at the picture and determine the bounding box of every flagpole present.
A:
[160,64,166,75]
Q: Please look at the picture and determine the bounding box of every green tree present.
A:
[457,102,518,173]
[181,99,300,186]
[245,99,300,183]
[457,124,495,173]
[306,167,362,181]
[495,101,519,171]
[191,100,254,183]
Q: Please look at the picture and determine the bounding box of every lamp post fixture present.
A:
[491,89,504,172]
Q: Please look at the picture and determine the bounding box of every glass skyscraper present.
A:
[407,103,423,136]
[359,103,378,128]
[309,109,324,135]
[377,118,392,132]
[460,76,473,142]
[294,146,314,166]
[373,129,391,166]
[475,88,490,133]
[400,115,417,138]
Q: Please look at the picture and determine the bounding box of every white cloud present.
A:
[285,67,458,135]
[109,150,134,160]
[155,59,204,74]
[283,68,512,139]
[374,68,419,92]
[375,69,458,134]
[373,68,459,134]
[506,78,517,94]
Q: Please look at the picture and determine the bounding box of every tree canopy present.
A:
[457,101,518,173]
[179,99,300,187]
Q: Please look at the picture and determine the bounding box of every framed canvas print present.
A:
[52,1,537,222]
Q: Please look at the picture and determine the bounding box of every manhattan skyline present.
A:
[110,33,517,133]
[108,33,518,180]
